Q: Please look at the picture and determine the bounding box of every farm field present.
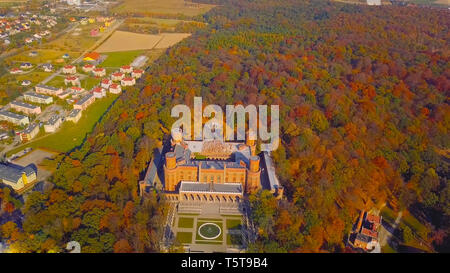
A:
[96,31,191,52]
[95,31,162,52]
[154,33,191,49]
[6,94,119,156]
[112,0,216,17]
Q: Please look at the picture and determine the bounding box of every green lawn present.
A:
[6,94,118,156]
[99,50,144,68]
[176,232,193,244]
[46,76,66,88]
[80,77,101,90]
[226,234,243,246]
[380,206,397,224]
[226,219,242,230]
[178,217,194,228]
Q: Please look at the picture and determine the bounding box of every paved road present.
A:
[379,211,403,246]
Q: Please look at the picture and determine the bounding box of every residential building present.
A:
[23,92,53,104]
[82,63,95,72]
[131,69,144,79]
[0,111,29,125]
[0,163,37,192]
[73,93,95,110]
[111,72,124,81]
[92,87,106,98]
[64,75,80,86]
[66,109,81,123]
[9,100,41,115]
[62,65,76,74]
[101,78,111,89]
[92,67,106,77]
[109,83,121,94]
[44,115,61,133]
[121,77,135,86]
[120,65,132,74]
[20,123,39,142]
[35,84,63,96]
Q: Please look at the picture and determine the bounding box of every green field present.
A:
[195,221,223,243]
[6,94,118,156]
[99,50,144,68]
[226,219,242,230]
[80,77,101,90]
[178,217,194,228]
[46,76,66,88]
[176,232,193,244]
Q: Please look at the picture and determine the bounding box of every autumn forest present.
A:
[0,0,449,253]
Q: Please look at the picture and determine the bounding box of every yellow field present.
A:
[113,0,216,16]
[155,33,191,49]
[96,30,191,52]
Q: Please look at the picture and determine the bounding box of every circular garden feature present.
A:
[198,223,222,240]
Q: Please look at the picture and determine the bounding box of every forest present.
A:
[0,0,448,252]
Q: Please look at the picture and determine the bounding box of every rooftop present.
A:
[22,123,38,134]
[179,181,243,194]
[75,93,94,105]
[46,115,60,125]
[0,111,27,120]
[24,92,51,100]
[0,163,35,183]
[10,100,39,109]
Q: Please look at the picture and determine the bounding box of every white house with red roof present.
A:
[64,75,80,86]
[92,86,106,98]
[62,65,76,74]
[101,78,112,89]
[92,67,106,77]
[120,65,132,74]
[82,63,95,73]
[109,83,122,94]
[111,72,124,81]
[131,69,144,79]
[121,77,135,87]
[10,68,23,74]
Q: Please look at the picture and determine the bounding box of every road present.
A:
[379,211,403,247]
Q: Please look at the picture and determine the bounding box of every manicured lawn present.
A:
[46,76,67,88]
[99,50,144,68]
[80,77,101,90]
[402,212,429,240]
[197,218,223,223]
[226,219,242,230]
[6,94,118,155]
[226,234,243,246]
[176,232,193,244]
[178,217,194,228]
[380,206,397,224]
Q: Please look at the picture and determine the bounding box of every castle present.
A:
[139,128,283,212]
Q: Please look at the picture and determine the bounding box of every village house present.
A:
[44,115,61,133]
[111,72,124,81]
[101,78,112,89]
[350,211,382,251]
[66,109,82,123]
[21,80,31,86]
[35,84,63,96]
[42,63,53,72]
[109,83,121,94]
[92,87,106,98]
[120,65,132,74]
[82,63,95,73]
[9,101,41,115]
[23,92,53,104]
[64,75,80,86]
[131,69,144,79]
[10,68,23,74]
[20,62,32,69]
[0,111,29,126]
[92,67,106,77]
[62,65,76,74]
[20,123,39,142]
[121,77,136,87]
[73,93,95,111]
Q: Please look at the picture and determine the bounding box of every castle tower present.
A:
[246,155,261,194]
[164,152,178,191]
[246,130,256,156]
